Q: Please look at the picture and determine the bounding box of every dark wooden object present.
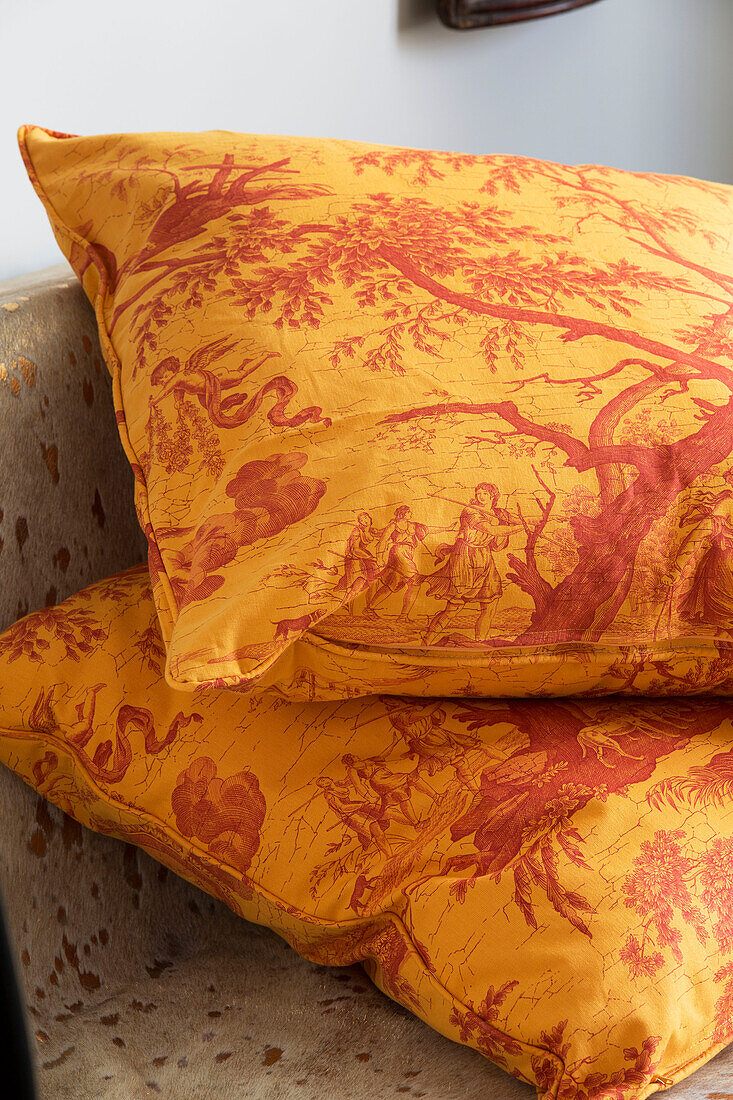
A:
[438,0,603,29]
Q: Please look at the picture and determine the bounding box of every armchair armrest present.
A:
[0,264,146,632]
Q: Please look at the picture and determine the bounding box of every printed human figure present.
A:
[341,753,419,829]
[426,482,513,642]
[364,505,427,619]
[337,512,380,609]
[678,474,733,634]
[388,704,478,792]
[315,775,392,857]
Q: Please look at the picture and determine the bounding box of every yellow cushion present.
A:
[2,566,733,1097]
[19,126,733,699]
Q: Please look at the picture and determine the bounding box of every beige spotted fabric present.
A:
[1,268,733,1100]
[0,264,148,625]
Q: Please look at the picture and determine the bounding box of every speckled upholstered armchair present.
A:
[4,267,733,1100]
[0,266,542,1100]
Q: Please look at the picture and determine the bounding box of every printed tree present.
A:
[102,142,733,649]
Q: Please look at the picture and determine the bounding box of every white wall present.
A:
[2,0,732,282]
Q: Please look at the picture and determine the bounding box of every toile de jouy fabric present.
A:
[18,126,733,699]
[2,565,733,1098]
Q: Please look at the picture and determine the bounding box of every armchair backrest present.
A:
[0,265,146,633]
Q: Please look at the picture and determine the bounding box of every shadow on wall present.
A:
[398,0,439,31]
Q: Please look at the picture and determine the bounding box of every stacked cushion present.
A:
[9,127,733,1097]
[1,566,733,1098]
[18,126,733,699]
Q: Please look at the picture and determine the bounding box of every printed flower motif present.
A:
[531,1021,570,1096]
[134,619,166,675]
[0,605,107,664]
[171,756,266,877]
[713,961,733,1045]
[554,1035,661,1100]
[699,837,733,952]
[519,786,585,846]
[449,981,522,1067]
[621,829,707,977]
[619,935,664,981]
